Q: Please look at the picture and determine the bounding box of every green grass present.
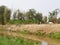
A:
[9,19,38,24]
[48,32,60,39]
[0,35,41,45]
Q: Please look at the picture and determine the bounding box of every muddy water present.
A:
[41,41,60,45]
[40,37,60,45]
[42,41,48,45]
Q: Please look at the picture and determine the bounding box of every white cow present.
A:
[49,22,53,24]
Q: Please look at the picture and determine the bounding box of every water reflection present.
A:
[41,41,60,45]
[42,41,48,45]
[48,43,60,45]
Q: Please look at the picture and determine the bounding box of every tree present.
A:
[5,8,11,23]
[13,11,17,20]
[25,9,36,20]
[57,18,60,23]
[49,9,60,23]
[35,12,42,24]
[0,6,11,25]
[13,9,24,20]
[17,10,24,20]
[0,6,6,25]
[42,16,47,23]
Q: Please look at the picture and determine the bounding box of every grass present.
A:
[0,28,60,39]
[0,35,41,45]
[48,32,60,39]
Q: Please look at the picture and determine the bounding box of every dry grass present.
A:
[0,24,60,33]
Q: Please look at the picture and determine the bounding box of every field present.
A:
[0,24,60,45]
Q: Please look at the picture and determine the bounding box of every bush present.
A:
[9,20,24,24]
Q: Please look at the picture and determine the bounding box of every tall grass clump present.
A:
[34,30,46,36]
[20,30,33,35]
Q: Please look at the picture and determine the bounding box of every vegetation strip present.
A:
[0,35,41,45]
[0,29,60,39]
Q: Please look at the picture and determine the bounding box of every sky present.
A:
[0,0,60,17]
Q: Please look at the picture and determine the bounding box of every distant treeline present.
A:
[0,5,60,25]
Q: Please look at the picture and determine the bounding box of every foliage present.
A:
[57,18,60,23]
[0,5,11,25]
[9,19,38,24]
[25,9,36,20]
[42,16,47,23]
[5,8,11,22]
[9,20,24,24]
[0,5,60,24]
[0,6,6,25]
[49,9,60,23]
[13,9,24,20]
[35,12,42,24]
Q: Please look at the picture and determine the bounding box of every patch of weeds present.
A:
[41,32,46,36]
[34,31,41,36]
[48,32,60,39]
[52,32,60,39]
[47,32,54,38]
[34,31,46,36]
[20,30,32,35]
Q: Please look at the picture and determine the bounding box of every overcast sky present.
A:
[0,0,60,17]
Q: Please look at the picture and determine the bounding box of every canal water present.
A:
[37,37,60,45]
[42,41,48,45]
[41,40,60,45]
